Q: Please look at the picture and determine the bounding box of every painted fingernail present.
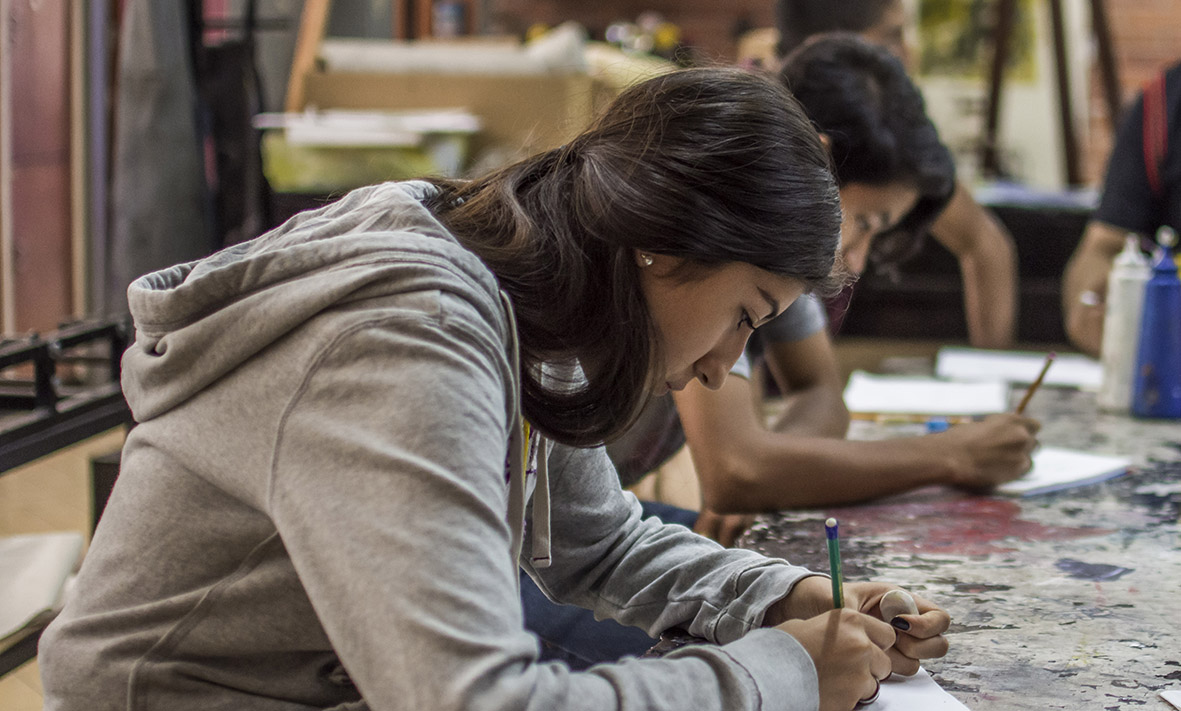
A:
[891,617,911,631]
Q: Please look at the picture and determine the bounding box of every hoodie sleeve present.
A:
[267,287,820,711]
[522,443,821,644]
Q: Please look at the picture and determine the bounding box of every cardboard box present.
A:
[300,70,616,162]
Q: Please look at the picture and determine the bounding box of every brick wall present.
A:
[1084,0,1181,183]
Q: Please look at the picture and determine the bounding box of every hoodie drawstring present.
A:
[530,438,551,568]
[498,292,552,571]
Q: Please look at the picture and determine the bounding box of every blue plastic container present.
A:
[1131,237,1181,419]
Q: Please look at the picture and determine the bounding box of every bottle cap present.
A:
[1152,227,1178,275]
[926,417,950,433]
[1114,234,1150,269]
[1157,225,1177,249]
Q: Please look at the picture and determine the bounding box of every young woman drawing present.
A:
[38,67,949,711]
[678,36,1039,529]
[625,35,1038,541]
[522,36,1037,670]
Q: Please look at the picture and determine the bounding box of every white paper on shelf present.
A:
[258,108,482,148]
[0,531,84,640]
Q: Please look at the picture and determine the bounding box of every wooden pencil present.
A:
[1015,352,1056,414]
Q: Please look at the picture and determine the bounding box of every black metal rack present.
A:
[0,317,133,676]
[0,317,133,473]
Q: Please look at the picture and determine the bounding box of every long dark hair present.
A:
[776,0,897,57]
[427,66,842,447]
[781,34,955,270]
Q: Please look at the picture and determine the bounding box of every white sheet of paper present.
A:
[876,667,970,710]
[997,447,1132,496]
[843,371,1008,417]
[935,347,1103,390]
[1160,689,1181,710]
[0,531,84,640]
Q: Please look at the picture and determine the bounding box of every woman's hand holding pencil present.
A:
[933,412,1041,490]
[763,519,951,710]
[766,577,950,710]
[768,592,895,711]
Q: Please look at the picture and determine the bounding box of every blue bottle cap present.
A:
[926,417,950,433]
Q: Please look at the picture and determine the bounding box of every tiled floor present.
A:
[0,427,126,711]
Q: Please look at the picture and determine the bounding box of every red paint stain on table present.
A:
[826,497,1113,556]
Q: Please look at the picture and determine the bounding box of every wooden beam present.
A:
[394,0,409,39]
[981,0,1015,179]
[284,0,331,112]
[1048,0,1081,185]
[1089,0,1122,129]
[70,1,87,319]
[415,0,431,40]
[1,0,15,332]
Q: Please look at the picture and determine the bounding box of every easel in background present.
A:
[285,0,482,112]
[981,0,1122,186]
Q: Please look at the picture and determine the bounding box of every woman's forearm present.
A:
[692,430,954,512]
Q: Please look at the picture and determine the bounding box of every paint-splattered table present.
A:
[741,386,1181,710]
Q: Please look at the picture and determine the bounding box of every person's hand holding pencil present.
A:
[762,520,952,710]
[932,412,1041,490]
[915,352,1051,492]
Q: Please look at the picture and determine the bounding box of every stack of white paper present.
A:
[843,371,1009,418]
[0,531,84,640]
[998,447,1132,496]
[878,667,971,709]
[935,347,1103,390]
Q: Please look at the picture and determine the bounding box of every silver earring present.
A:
[640,253,654,267]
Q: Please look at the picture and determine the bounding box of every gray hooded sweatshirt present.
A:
[39,182,821,711]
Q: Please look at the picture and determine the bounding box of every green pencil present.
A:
[825,517,844,608]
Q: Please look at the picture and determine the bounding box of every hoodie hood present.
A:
[122,179,552,568]
[122,181,499,422]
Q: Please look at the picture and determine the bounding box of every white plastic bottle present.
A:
[1097,234,1151,412]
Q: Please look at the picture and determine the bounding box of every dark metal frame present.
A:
[0,318,132,473]
[0,317,133,676]
[0,625,43,678]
